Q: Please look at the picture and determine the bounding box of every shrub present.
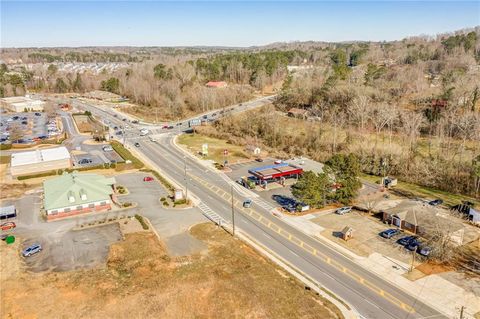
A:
[122,202,132,208]
[160,197,166,202]
[174,199,187,205]
[134,214,149,230]
[0,144,12,150]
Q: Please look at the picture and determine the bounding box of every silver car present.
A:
[22,243,42,257]
[335,206,352,215]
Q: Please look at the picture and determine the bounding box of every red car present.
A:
[143,176,154,182]
[162,125,170,129]
[0,222,16,231]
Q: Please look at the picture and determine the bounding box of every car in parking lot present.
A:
[274,159,283,164]
[134,142,140,147]
[34,112,41,116]
[78,158,92,165]
[162,124,170,129]
[335,206,352,215]
[143,176,154,182]
[212,113,217,117]
[397,235,417,246]
[379,228,400,239]
[406,238,421,251]
[243,199,252,208]
[417,245,431,256]
[102,145,113,152]
[22,243,42,257]
[255,158,264,162]
[428,199,443,206]
[167,125,174,129]
[0,221,16,231]
[202,115,208,119]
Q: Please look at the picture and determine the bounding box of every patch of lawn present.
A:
[178,133,251,164]
[361,173,478,207]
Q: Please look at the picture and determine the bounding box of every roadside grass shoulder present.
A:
[110,140,144,169]
[177,133,250,164]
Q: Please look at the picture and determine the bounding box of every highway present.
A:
[68,96,446,319]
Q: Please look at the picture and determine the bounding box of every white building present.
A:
[0,96,46,112]
[10,146,72,177]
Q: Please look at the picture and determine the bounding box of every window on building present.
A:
[51,210,58,215]
[100,201,106,206]
[89,203,95,208]
[76,206,83,210]
[64,208,71,213]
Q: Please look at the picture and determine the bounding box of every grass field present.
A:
[0,223,343,319]
[178,133,251,164]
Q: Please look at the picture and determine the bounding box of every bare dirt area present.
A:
[0,182,41,200]
[0,223,342,319]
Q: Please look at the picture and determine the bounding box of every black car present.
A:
[113,126,118,130]
[429,199,443,206]
[255,158,264,162]
[168,125,174,129]
[134,142,140,147]
[397,236,417,246]
[78,158,92,165]
[34,112,41,116]
[212,113,217,117]
[406,238,421,251]
[132,120,139,124]
[177,122,182,126]
[122,118,127,122]
[21,121,28,125]
[12,116,19,120]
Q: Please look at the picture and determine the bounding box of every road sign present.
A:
[189,119,201,126]
[202,143,208,156]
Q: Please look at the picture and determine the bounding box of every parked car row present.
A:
[379,229,431,256]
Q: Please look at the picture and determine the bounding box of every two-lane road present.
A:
[133,135,445,319]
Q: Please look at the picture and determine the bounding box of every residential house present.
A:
[43,172,116,220]
[382,201,466,245]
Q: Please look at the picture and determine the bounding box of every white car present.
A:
[335,206,352,215]
[274,159,283,164]
[140,128,149,136]
[102,145,113,152]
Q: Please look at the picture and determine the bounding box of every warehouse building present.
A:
[43,172,116,220]
[10,146,72,177]
[0,96,46,112]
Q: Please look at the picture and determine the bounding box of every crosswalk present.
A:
[254,198,276,212]
[197,202,229,227]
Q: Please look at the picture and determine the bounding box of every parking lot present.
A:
[22,224,122,272]
[71,142,124,168]
[226,158,312,211]
[0,112,61,144]
[311,209,419,263]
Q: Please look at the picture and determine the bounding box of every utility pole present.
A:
[231,185,235,236]
[184,156,188,200]
[409,250,416,273]
[459,306,464,319]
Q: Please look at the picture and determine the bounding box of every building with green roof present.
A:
[43,171,116,220]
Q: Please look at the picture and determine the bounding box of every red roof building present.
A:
[206,81,228,88]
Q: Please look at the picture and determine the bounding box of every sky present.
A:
[1,1,479,47]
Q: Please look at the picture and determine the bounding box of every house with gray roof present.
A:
[43,171,116,220]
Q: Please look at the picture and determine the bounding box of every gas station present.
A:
[248,163,303,188]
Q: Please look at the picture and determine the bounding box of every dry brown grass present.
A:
[0,223,342,319]
[0,182,41,200]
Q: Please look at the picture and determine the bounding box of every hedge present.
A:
[0,144,12,150]
[110,140,144,169]
[134,214,149,230]
[18,170,57,180]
